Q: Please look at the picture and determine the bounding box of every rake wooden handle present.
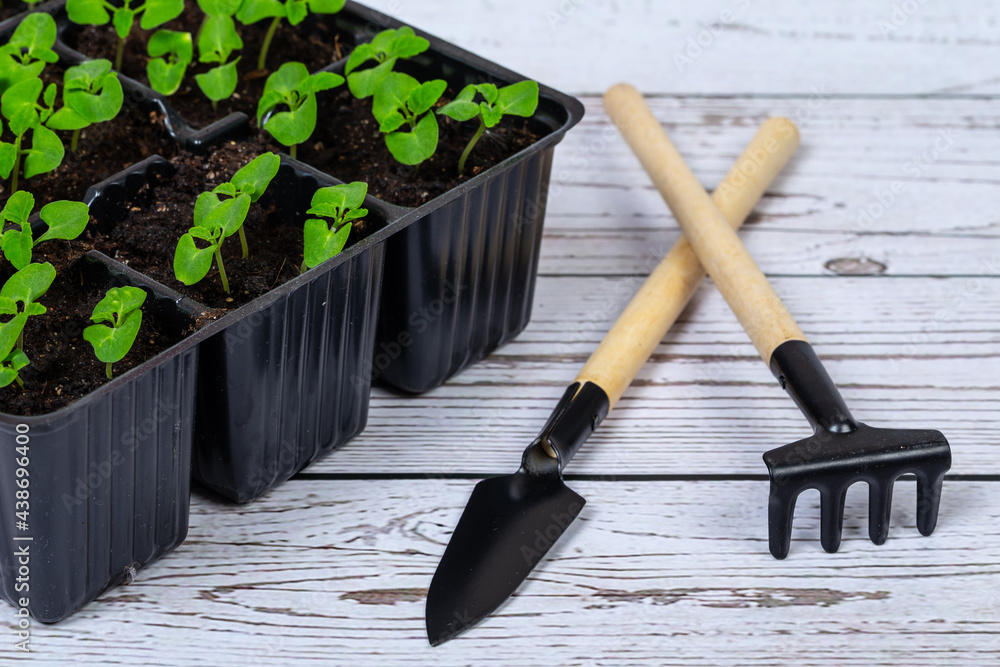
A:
[575,103,800,410]
[602,83,807,369]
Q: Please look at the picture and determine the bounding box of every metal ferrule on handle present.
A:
[523,382,611,475]
[769,340,857,434]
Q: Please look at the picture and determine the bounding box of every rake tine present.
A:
[767,484,798,560]
[916,471,946,537]
[868,479,895,546]
[819,486,848,554]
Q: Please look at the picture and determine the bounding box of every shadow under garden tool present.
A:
[425,116,800,646]
[604,83,952,560]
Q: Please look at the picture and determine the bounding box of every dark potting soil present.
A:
[0,62,176,209]
[84,136,373,318]
[0,6,24,24]
[0,246,189,416]
[67,1,351,130]
[298,88,548,208]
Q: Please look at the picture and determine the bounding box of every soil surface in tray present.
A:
[0,62,176,209]
[298,88,548,208]
[67,0,352,130]
[0,247,188,416]
[84,137,374,319]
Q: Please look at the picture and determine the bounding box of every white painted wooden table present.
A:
[12,1,1000,664]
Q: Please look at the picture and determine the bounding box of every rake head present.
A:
[763,423,951,559]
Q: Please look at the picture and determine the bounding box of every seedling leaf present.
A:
[345,26,429,99]
[37,201,90,244]
[67,0,111,25]
[301,181,367,269]
[8,13,59,65]
[0,347,30,389]
[230,152,280,202]
[112,8,135,39]
[384,112,439,165]
[195,58,240,102]
[147,30,193,96]
[498,80,540,117]
[141,0,185,30]
[198,14,242,64]
[174,233,216,285]
[62,59,124,123]
[83,286,146,372]
[24,125,64,179]
[258,63,342,150]
[1,262,55,310]
[2,190,34,224]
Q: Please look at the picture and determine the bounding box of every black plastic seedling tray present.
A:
[55,0,584,394]
[0,0,584,621]
[0,240,200,623]
[328,3,584,393]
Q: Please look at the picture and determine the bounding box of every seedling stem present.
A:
[459,118,486,176]
[259,17,281,70]
[214,245,230,294]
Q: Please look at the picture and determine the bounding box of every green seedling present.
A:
[437,80,539,176]
[0,76,64,192]
[66,0,184,70]
[47,59,124,151]
[301,181,366,272]
[0,260,54,355]
[237,0,345,71]
[372,72,446,166]
[146,29,192,96]
[195,13,243,108]
[344,26,429,99]
[173,152,280,293]
[83,285,146,379]
[0,192,89,270]
[0,296,28,390]
[0,13,58,94]
[257,62,343,159]
[0,346,29,389]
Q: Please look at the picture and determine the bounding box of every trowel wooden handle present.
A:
[575,102,800,410]
[602,83,807,369]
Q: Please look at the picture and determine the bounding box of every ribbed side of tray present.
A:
[192,241,385,502]
[375,147,555,393]
[0,347,197,623]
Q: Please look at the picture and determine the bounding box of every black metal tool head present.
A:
[425,443,584,646]
[763,424,951,559]
[764,340,952,559]
[425,382,610,646]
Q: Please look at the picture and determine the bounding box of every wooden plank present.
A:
[13,479,999,665]
[389,0,1000,95]
[547,97,1000,237]
[307,275,1000,476]
[538,228,1000,277]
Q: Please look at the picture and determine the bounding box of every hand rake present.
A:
[605,83,952,559]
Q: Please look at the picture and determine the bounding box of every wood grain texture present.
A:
[6,480,998,665]
[303,274,1000,476]
[10,1,998,662]
[389,0,1000,95]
